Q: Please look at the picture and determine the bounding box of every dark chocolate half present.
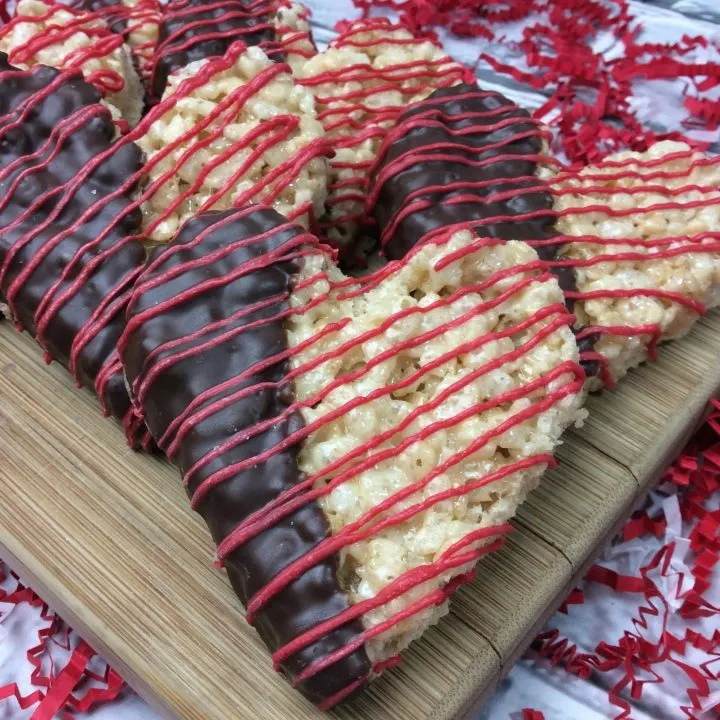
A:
[151,0,280,99]
[0,53,148,438]
[370,82,558,261]
[120,207,371,706]
[69,0,131,36]
[369,82,598,376]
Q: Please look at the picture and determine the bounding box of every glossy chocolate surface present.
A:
[0,54,147,431]
[370,82,597,374]
[121,207,371,705]
[152,0,277,98]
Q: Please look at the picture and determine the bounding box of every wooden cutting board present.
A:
[1,308,719,720]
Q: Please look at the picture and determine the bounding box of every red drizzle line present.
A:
[69,0,163,83]
[0,3,128,96]
[296,18,471,243]
[130,41,329,236]
[149,0,315,91]
[368,83,720,376]
[0,41,328,446]
[122,206,584,705]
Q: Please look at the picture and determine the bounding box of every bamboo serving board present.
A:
[1,309,719,720]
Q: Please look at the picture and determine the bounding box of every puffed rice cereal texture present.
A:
[286,230,586,663]
[552,140,720,389]
[137,44,328,244]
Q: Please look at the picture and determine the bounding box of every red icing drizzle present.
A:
[120,203,584,702]
[149,0,315,92]
[0,3,129,96]
[0,65,143,403]
[0,41,329,446]
[367,84,720,383]
[295,18,472,246]
[67,0,164,84]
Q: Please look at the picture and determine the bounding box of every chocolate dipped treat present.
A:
[0,53,147,442]
[369,83,720,388]
[367,82,598,367]
[296,18,468,255]
[0,0,145,125]
[150,0,315,99]
[120,205,585,707]
[369,82,558,263]
[68,0,162,88]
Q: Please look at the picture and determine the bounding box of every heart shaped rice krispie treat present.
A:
[136,41,329,244]
[549,141,720,388]
[0,0,145,125]
[296,18,469,256]
[369,83,720,388]
[150,0,316,99]
[120,205,585,708]
[0,52,148,444]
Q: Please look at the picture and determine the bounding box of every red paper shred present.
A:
[354,0,720,164]
[0,563,127,718]
[531,398,720,720]
[522,709,546,720]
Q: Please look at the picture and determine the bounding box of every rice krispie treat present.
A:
[296,18,469,256]
[550,141,720,388]
[136,41,329,244]
[0,51,148,446]
[369,84,720,388]
[68,0,162,86]
[119,205,585,708]
[150,0,316,99]
[0,0,145,125]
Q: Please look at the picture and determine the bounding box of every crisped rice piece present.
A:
[0,0,144,125]
[297,18,468,254]
[150,0,316,98]
[287,229,586,661]
[137,43,328,243]
[122,206,585,699]
[552,140,720,389]
[274,2,316,73]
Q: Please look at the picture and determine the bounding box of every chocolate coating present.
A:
[70,0,129,35]
[371,82,558,261]
[370,82,598,376]
[0,54,148,437]
[152,0,278,99]
[121,207,371,706]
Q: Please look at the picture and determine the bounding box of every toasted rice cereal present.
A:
[287,230,585,662]
[552,141,720,388]
[137,44,328,243]
[273,2,316,72]
[70,0,161,83]
[297,20,466,251]
[0,0,144,125]
[118,0,160,83]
